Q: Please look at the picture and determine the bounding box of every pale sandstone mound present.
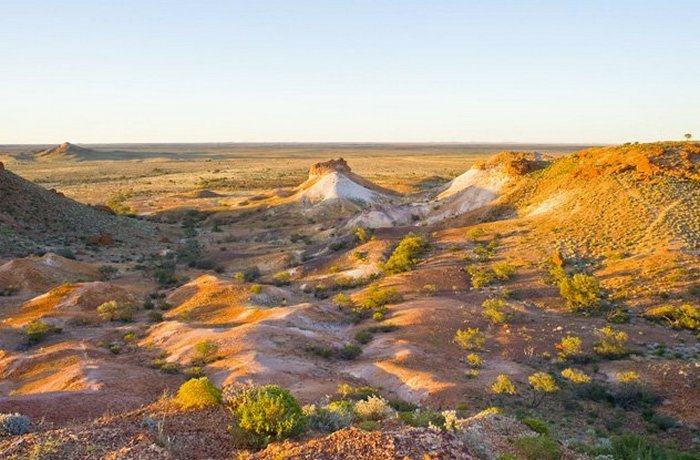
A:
[0,253,101,295]
[295,158,396,207]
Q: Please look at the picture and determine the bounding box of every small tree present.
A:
[528,372,559,407]
[455,327,485,351]
[684,133,692,142]
[491,374,518,395]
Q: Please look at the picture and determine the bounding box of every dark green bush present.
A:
[515,435,561,460]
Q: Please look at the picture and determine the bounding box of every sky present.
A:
[0,0,698,144]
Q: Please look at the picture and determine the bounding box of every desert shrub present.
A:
[108,343,121,354]
[338,343,362,360]
[357,284,402,310]
[332,292,354,308]
[515,435,561,460]
[559,273,602,313]
[97,300,136,322]
[593,325,629,359]
[304,403,353,433]
[143,298,154,309]
[236,266,261,282]
[354,395,393,421]
[466,353,483,368]
[174,377,222,410]
[528,372,559,407]
[473,243,495,262]
[271,271,291,286]
[616,371,640,383]
[455,327,485,351]
[249,284,263,294]
[233,385,305,442]
[306,345,334,359]
[25,320,60,345]
[147,311,163,322]
[573,381,610,402]
[467,265,495,289]
[643,304,699,331]
[0,413,30,435]
[336,384,380,401]
[382,234,429,274]
[184,366,205,379]
[355,330,374,344]
[353,227,372,244]
[99,265,119,280]
[399,408,445,429]
[609,381,661,410]
[482,297,510,325]
[560,368,591,384]
[388,398,418,412]
[492,262,517,280]
[421,284,437,296]
[193,340,220,364]
[357,420,378,430]
[610,433,696,460]
[491,374,518,395]
[555,335,584,360]
[521,416,550,435]
[329,241,347,252]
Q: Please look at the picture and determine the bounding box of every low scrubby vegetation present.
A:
[382,233,429,274]
[174,377,222,410]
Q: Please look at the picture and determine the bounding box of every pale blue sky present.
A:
[1,1,698,144]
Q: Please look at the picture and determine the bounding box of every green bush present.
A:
[492,262,516,280]
[147,311,163,322]
[332,292,354,308]
[97,300,136,322]
[559,273,602,313]
[193,340,220,364]
[593,325,629,359]
[338,343,362,360]
[25,320,60,345]
[233,385,305,443]
[455,327,485,351]
[515,435,561,460]
[643,304,699,331]
[611,433,697,460]
[398,408,445,429]
[174,377,222,409]
[467,265,495,289]
[357,284,402,310]
[521,416,550,435]
[272,271,291,286]
[383,234,429,274]
[355,330,374,344]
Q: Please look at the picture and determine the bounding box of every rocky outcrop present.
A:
[309,158,352,177]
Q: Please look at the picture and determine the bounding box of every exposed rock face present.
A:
[309,158,352,177]
[0,161,4,170]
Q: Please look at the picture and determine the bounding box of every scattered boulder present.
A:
[88,233,114,246]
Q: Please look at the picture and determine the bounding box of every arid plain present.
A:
[0,141,698,459]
